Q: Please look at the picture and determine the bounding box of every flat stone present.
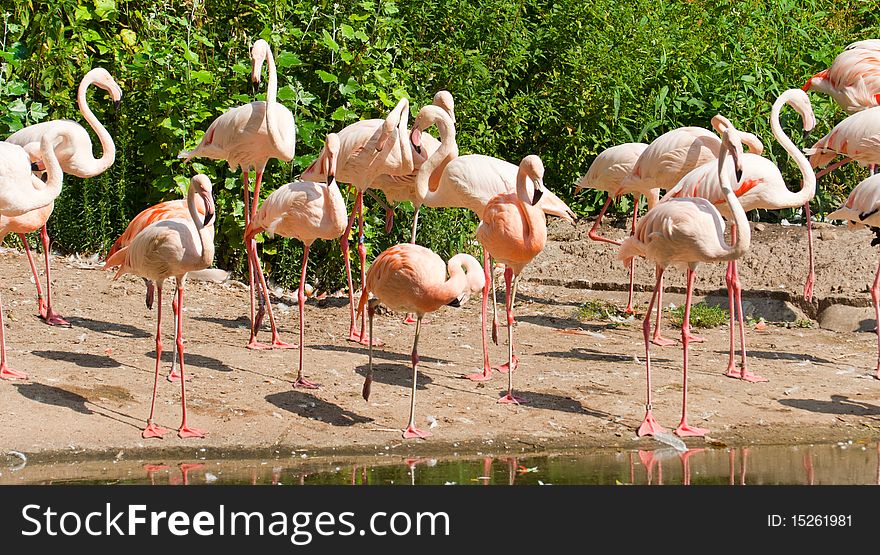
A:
[704,295,807,322]
[818,304,876,333]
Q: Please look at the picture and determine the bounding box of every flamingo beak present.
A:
[201,193,216,226]
[447,297,461,308]
[532,180,544,205]
[114,100,121,110]
[410,126,422,154]
[30,162,40,172]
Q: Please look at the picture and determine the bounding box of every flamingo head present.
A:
[718,129,744,185]
[410,104,451,153]
[785,88,817,135]
[323,133,340,184]
[519,155,545,205]
[250,39,272,84]
[191,174,215,226]
[86,68,123,105]
[432,90,456,124]
[802,69,829,93]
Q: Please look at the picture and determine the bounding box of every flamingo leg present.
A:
[465,248,494,381]
[498,273,524,404]
[355,191,383,346]
[729,449,736,486]
[38,225,68,326]
[870,257,880,380]
[176,286,205,438]
[814,157,851,180]
[726,257,765,383]
[402,205,423,325]
[167,295,190,382]
[638,264,667,436]
[651,272,676,346]
[293,245,319,389]
[588,195,622,245]
[803,201,816,302]
[675,268,709,437]
[624,200,638,314]
[362,300,377,401]
[491,259,500,344]
[243,171,263,349]
[0,289,27,380]
[143,285,169,438]
[251,170,263,219]
[403,316,431,439]
[342,189,360,343]
[19,234,46,320]
[249,238,295,350]
[493,267,519,373]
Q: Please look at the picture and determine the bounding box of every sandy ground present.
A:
[1,219,880,463]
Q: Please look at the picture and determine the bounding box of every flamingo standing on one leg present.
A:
[663,89,817,382]
[179,39,295,350]
[618,129,751,437]
[825,172,880,380]
[575,142,653,313]
[473,155,548,403]
[245,134,348,389]
[803,39,880,114]
[105,174,215,438]
[407,105,574,381]
[358,243,483,438]
[0,133,66,379]
[5,67,122,326]
[300,97,416,346]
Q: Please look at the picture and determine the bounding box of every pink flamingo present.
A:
[105,174,215,438]
[803,40,880,114]
[0,133,66,379]
[245,134,347,389]
[407,105,573,380]
[300,97,416,346]
[619,129,750,437]
[472,155,548,403]
[5,67,122,326]
[662,89,816,380]
[807,105,880,177]
[358,243,483,438]
[575,142,652,313]
[825,172,880,380]
[104,195,207,382]
[179,39,295,350]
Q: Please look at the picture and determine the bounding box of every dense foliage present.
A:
[1,0,878,291]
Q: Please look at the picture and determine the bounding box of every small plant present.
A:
[577,299,626,322]
[669,302,729,329]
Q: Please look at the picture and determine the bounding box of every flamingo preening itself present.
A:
[105,174,216,439]
[358,243,483,439]
[619,128,751,438]
[803,39,880,114]
[5,67,122,326]
[179,39,295,350]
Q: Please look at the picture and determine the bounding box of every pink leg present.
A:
[403,317,431,439]
[167,295,190,382]
[19,234,46,320]
[465,248,494,381]
[342,192,360,343]
[814,157,851,180]
[726,259,766,383]
[251,170,263,219]
[675,268,709,437]
[729,449,736,485]
[491,262,500,344]
[588,195,622,246]
[651,273,676,346]
[293,245,319,389]
[498,274,524,404]
[355,192,383,346]
[870,259,880,380]
[176,286,205,438]
[803,202,816,302]
[39,226,68,326]
[637,265,667,436]
[242,172,263,349]
[624,202,638,314]
[249,236,295,350]
[493,267,519,374]
[0,290,27,380]
[143,285,169,438]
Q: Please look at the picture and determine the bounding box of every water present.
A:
[2,442,878,485]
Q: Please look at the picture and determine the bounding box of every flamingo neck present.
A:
[770,91,816,207]
[187,188,215,269]
[263,47,295,161]
[415,108,458,205]
[325,178,347,231]
[431,254,482,305]
[77,73,115,172]
[717,150,751,260]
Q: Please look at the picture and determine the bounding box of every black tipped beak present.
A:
[447,297,462,308]
[328,173,335,184]
[30,162,40,172]
[203,210,215,227]
[114,100,121,110]
[735,168,743,182]
[802,129,811,142]
[414,144,422,155]
[532,188,544,205]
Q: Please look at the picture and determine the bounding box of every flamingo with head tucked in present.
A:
[179,39,295,350]
[803,39,880,114]
[0,132,65,380]
[5,67,122,326]
[619,129,750,438]
[358,243,483,439]
[105,174,216,439]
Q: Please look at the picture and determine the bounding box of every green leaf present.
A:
[316,70,338,83]
[339,50,355,63]
[120,29,138,47]
[276,52,302,68]
[7,99,27,115]
[184,49,199,64]
[339,78,361,95]
[190,70,213,84]
[339,24,355,40]
[331,106,357,121]
[322,30,339,52]
[93,0,117,19]
[277,85,297,101]
[232,62,250,75]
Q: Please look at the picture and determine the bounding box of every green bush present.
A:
[2,1,878,291]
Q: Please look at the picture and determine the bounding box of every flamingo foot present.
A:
[624,304,634,315]
[492,355,519,374]
[674,422,709,437]
[142,422,170,439]
[178,425,206,439]
[685,333,705,343]
[293,377,321,389]
[651,335,676,347]
[725,368,768,383]
[498,392,524,405]
[358,335,385,347]
[637,410,667,437]
[41,311,71,327]
[403,425,432,439]
[270,338,296,349]
[403,313,418,325]
[464,367,493,382]
[247,339,274,350]
[803,276,814,303]
[166,370,192,383]
[0,364,28,380]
